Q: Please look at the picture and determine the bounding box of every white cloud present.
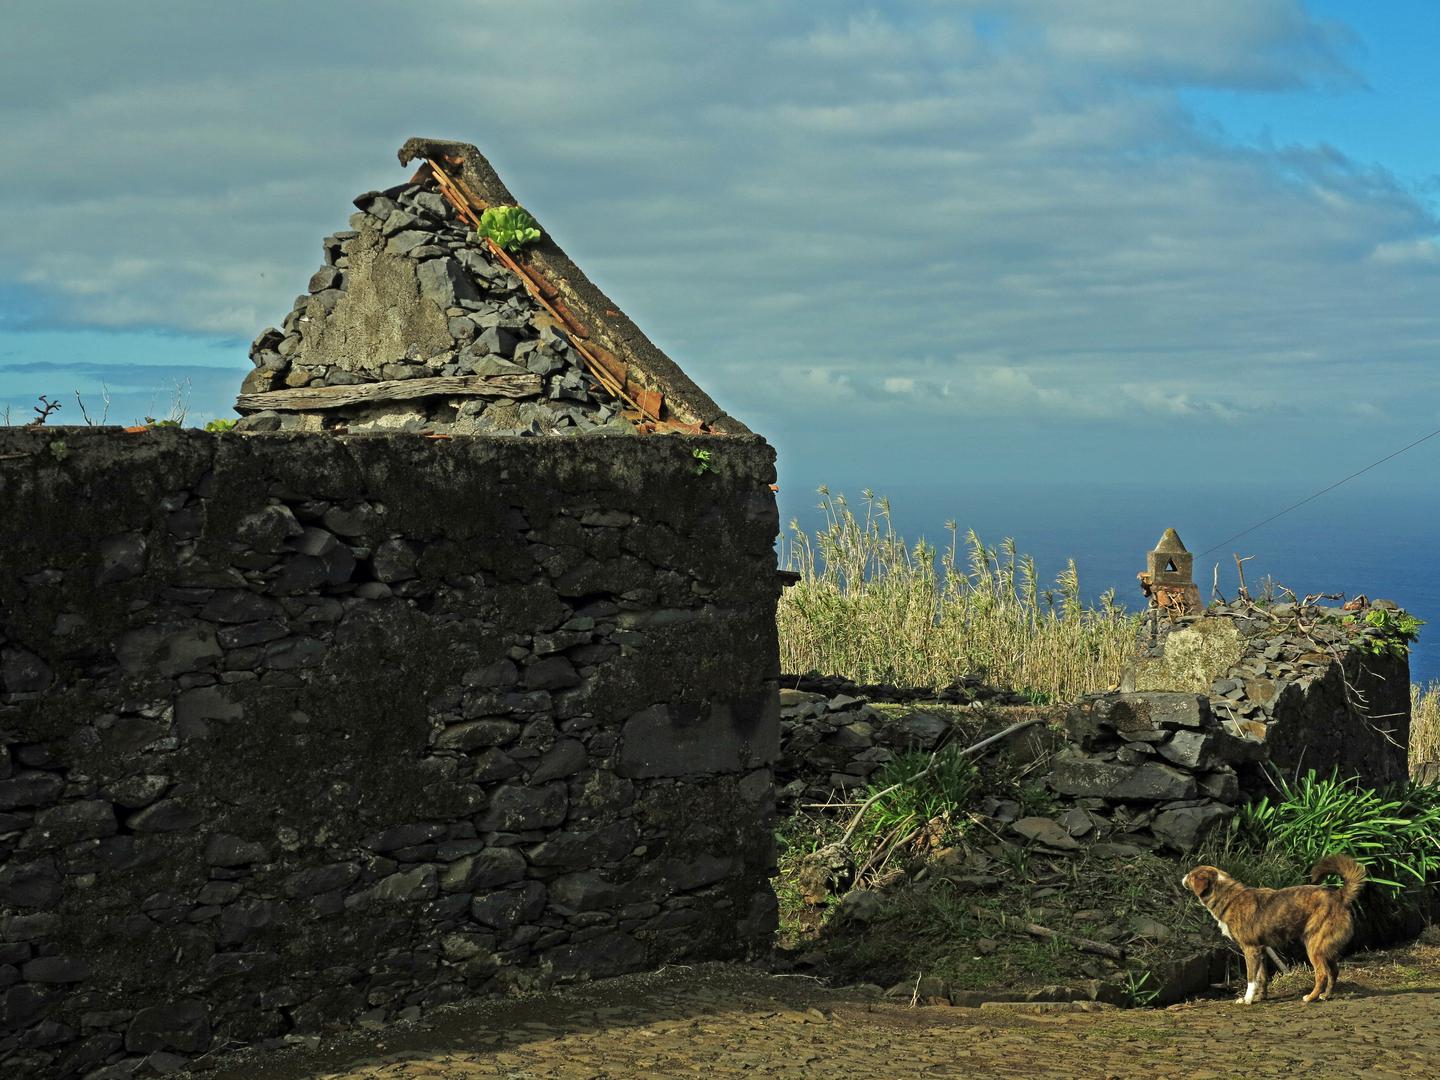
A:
[1010,0,1361,90]
[0,0,1435,459]
[1369,238,1440,266]
[770,365,856,404]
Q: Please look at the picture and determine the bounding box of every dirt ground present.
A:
[200,934,1440,1080]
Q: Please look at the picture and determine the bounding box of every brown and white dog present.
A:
[1182,854,1366,1004]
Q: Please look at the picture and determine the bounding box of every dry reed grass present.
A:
[1411,681,1440,766]
[777,489,1142,703]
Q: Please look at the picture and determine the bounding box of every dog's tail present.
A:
[1310,853,1366,905]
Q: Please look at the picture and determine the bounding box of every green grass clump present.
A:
[850,749,978,854]
[777,489,1141,703]
[1235,769,1440,893]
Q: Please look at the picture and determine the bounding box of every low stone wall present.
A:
[1125,599,1410,789]
[1051,692,1258,850]
[775,680,1057,808]
[1041,600,1411,853]
[772,600,1411,859]
[777,690,929,803]
[0,427,779,1079]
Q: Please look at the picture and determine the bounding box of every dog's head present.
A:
[1182,865,1231,899]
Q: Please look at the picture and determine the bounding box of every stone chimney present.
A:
[1138,527,1201,616]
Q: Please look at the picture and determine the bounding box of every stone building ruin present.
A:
[238,137,746,439]
[0,138,780,1079]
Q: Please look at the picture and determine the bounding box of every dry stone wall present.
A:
[240,179,631,437]
[1051,692,1259,851]
[1126,599,1411,788]
[1043,601,1410,854]
[0,427,780,1079]
[775,676,1049,807]
[772,601,1410,859]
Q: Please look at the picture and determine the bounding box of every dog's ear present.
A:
[1185,867,1217,897]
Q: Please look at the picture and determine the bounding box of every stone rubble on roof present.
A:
[237,177,631,437]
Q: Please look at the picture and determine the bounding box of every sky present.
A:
[1,1,1437,504]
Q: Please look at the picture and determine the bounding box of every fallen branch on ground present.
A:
[970,905,1126,961]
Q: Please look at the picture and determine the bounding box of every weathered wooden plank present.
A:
[236,374,541,412]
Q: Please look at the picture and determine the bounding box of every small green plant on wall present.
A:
[475,206,542,252]
[692,448,713,476]
[1345,608,1424,658]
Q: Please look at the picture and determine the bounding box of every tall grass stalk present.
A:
[1412,681,1440,766]
[778,489,1142,702]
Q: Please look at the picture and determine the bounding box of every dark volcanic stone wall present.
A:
[240,179,631,437]
[0,427,780,1079]
[1125,599,1411,789]
[1028,603,1414,856]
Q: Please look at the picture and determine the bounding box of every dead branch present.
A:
[971,906,1125,960]
[74,384,110,426]
[1233,554,1255,601]
[961,811,1010,849]
[26,396,61,426]
[853,820,908,885]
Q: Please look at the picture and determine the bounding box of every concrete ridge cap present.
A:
[1153,527,1188,553]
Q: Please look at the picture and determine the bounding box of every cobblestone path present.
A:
[204,939,1440,1080]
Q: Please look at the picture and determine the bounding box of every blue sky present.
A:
[1182,0,1439,208]
[1,1,1436,499]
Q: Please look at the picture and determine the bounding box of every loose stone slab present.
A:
[1011,816,1082,851]
[1049,758,1197,802]
[1151,801,1233,850]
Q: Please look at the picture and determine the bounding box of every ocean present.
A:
[776,479,1439,687]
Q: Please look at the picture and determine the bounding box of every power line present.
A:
[1196,421,1440,559]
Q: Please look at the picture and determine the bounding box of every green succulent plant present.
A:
[1344,607,1424,658]
[475,206,542,252]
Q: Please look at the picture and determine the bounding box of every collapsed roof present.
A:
[236,137,750,437]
